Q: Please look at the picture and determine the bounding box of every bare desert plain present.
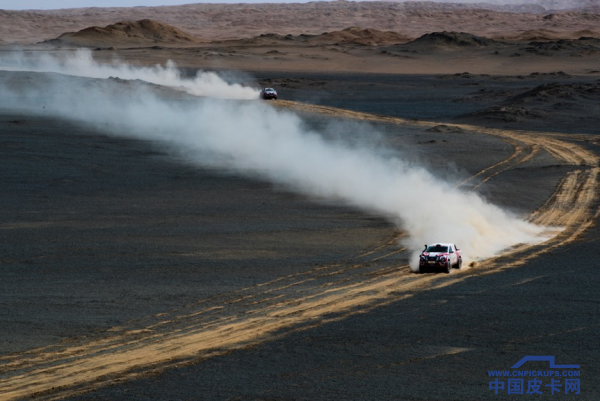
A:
[1,1,600,400]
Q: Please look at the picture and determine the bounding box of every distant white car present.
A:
[419,243,462,273]
[260,87,278,100]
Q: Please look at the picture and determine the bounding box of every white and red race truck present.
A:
[419,243,462,273]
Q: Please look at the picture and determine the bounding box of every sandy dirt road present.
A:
[0,101,597,400]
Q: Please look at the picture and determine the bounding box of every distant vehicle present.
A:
[260,87,278,100]
[419,243,462,273]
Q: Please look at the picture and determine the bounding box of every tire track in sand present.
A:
[0,102,597,400]
[274,100,599,267]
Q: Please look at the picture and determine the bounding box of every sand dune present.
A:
[231,27,410,47]
[405,31,504,49]
[498,28,600,41]
[1,3,599,45]
[47,19,199,47]
[522,37,600,56]
[310,26,411,45]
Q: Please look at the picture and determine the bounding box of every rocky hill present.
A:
[47,19,198,47]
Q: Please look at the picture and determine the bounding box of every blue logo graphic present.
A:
[488,356,581,395]
[511,356,580,369]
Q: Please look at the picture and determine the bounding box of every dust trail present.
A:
[0,49,259,99]
[0,51,546,267]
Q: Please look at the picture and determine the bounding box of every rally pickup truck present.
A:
[260,87,278,100]
[419,243,462,273]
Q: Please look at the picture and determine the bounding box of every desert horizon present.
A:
[2,1,600,77]
[1,1,599,400]
[2,1,600,44]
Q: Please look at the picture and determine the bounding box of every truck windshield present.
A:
[426,245,448,253]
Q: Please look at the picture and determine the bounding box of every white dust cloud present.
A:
[0,50,547,269]
[0,49,258,100]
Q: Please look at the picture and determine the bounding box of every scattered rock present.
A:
[463,106,548,122]
[425,125,462,133]
[523,37,600,56]
[529,71,571,77]
[405,31,503,49]
[418,139,448,144]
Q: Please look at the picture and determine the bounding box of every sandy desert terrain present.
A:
[1,1,599,400]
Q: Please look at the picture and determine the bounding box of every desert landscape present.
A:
[1,1,599,400]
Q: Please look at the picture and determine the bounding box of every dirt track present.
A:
[1,101,597,401]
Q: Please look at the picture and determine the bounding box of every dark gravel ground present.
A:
[1,71,598,400]
[69,225,600,400]
[251,71,600,135]
[0,113,394,354]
